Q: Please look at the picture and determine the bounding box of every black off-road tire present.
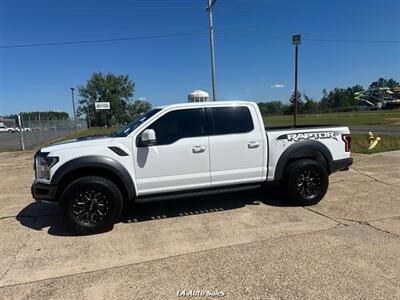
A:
[60,176,123,234]
[284,159,328,206]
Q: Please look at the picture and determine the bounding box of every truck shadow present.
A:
[16,185,293,236]
[121,187,291,224]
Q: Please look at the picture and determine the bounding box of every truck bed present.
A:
[266,124,342,131]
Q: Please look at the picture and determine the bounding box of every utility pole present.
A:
[207,0,217,101]
[18,114,25,151]
[38,112,42,143]
[70,87,78,133]
[87,102,91,128]
[292,34,301,126]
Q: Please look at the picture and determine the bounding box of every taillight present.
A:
[341,134,351,152]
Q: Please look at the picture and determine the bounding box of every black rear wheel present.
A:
[60,176,123,234]
[285,159,328,206]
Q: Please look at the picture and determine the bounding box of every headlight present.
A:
[35,152,59,180]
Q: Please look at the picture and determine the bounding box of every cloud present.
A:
[271,83,285,88]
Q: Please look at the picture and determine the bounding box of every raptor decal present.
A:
[277,131,338,142]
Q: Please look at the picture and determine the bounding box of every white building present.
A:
[187,90,209,103]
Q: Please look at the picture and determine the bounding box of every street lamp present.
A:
[70,87,78,133]
[292,34,301,126]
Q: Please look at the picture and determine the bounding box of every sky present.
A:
[0,0,399,116]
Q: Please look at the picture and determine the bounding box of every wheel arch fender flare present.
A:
[51,156,136,201]
[274,140,334,181]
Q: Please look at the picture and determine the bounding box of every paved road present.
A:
[350,125,400,135]
[0,129,72,149]
[0,132,23,148]
[0,151,399,299]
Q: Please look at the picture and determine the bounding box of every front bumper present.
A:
[331,157,353,172]
[31,181,58,202]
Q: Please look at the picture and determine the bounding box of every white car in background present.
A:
[0,124,15,133]
[14,127,32,132]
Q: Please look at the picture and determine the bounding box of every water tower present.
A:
[187,90,209,103]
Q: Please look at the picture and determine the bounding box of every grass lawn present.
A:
[2,110,400,154]
[49,126,118,144]
[351,133,400,154]
[264,109,400,126]
[42,126,400,154]
[0,147,19,153]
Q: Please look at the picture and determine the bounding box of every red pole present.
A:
[294,45,299,126]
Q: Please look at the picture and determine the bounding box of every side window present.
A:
[206,107,254,135]
[147,108,205,145]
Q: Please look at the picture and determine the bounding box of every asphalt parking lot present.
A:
[0,129,72,149]
[0,150,399,299]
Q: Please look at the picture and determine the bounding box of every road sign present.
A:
[292,34,301,45]
[95,102,111,110]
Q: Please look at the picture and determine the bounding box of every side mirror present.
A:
[140,129,157,146]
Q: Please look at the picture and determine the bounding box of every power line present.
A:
[0,32,208,49]
[217,32,290,41]
[303,38,400,43]
[216,32,400,43]
[1,31,399,50]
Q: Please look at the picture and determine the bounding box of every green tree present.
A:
[127,100,152,120]
[303,94,319,113]
[287,91,302,114]
[257,101,287,115]
[369,77,399,89]
[78,72,135,127]
[319,85,363,112]
[19,111,69,120]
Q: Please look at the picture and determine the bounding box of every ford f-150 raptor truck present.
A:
[32,101,353,234]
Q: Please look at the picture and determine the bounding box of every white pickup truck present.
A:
[0,124,15,133]
[32,101,352,234]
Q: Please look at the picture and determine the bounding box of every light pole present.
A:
[86,100,91,128]
[18,114,25,151]
[87,105,91,128]
[70,87,78,133]
[207,0,217,101]
[292,34,301,126]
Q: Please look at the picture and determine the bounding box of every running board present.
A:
[135,183,262,203]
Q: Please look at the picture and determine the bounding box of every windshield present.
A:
[110,108,162,137]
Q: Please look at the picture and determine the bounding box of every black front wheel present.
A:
[285,159,328,206]
[60,176,123,234]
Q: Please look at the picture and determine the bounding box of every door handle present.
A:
[248,141,260,149]
[192,145,206,153]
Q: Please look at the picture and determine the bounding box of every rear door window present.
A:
[206,106,254,135]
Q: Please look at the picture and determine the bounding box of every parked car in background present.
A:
[0,124,15,133]
[14,127,32,132]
